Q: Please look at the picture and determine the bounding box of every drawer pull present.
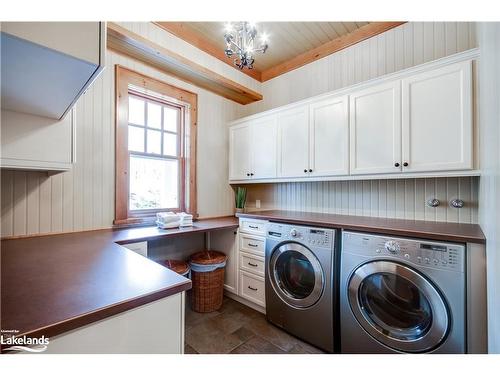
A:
[248,286,258,291]
[248,225,259,229]
[248,262,258,267]
[248,243,258,248]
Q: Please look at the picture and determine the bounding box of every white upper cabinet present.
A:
[401,60,473,172]
[251,115,278,179]
[228,51,478,183]
[309,96,349,177]
[229,124,252,180]
[1,109,75,171]
[1,22,105,120]
[277,105,310,178]
[229,114,278,181]
[349,80,402,175]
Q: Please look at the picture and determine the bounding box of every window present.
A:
[115,66,197,224]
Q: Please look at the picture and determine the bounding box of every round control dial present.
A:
[290,229,298,237]
[384,240,400,254]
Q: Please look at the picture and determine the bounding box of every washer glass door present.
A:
[270,243,324,308]
[348,261,449,352]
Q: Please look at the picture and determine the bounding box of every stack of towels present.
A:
[156,212,193,229]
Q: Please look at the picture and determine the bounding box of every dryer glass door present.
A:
[270,243,324,308]
[348,261,449,353]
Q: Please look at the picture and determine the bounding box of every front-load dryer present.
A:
[340,231,466,353]
[265,223,337,352]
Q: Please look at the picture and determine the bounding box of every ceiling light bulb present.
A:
[224,22,233,33]
[260,33,268,43]
[247,21,257,29]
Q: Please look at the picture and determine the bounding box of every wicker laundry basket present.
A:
[158,259,191,278]
[189,250,227,313]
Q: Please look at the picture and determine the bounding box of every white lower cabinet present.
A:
[239,233,265,256]
[222,218,268,311]
[239,271,265,307]
[239,252,265,277]
[44,293,185,354]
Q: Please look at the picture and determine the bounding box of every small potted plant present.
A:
[235,187,247,214]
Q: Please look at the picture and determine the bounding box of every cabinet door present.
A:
[309,95,349,177]
[229,124,251,180]
[349,80,402,175]
[277,105,310,178]
[402,61,473,172]
[0,108,75,171]
[210,229,238,294]
[251,114,278,179]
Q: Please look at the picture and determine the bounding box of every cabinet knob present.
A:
[308,169,313,173]
[250,173,254,176]
[403,162,409,167]
[246,173,250,176]
[304,169,308,173]
[394,162,400,167]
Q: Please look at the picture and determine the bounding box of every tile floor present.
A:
[184,297,325,354]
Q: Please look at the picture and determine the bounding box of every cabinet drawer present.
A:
[240,234,265,256]
[239,271,265,307]
[240,252,265,277]
[239,219,267,236]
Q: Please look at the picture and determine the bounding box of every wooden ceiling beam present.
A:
[107,23,262,105]
[153,22,263,82]
[260,22,407,82]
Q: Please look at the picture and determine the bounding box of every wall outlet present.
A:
[256,199,261,209]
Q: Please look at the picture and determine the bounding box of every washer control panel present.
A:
[343,231,465,272]
[267,223,335,249]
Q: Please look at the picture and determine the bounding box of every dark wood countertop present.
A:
[237,210,485,244]
[1,216,239,342]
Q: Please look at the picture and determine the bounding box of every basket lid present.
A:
[159,259,190,275]
[189,250,227,266]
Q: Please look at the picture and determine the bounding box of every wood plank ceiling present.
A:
[155,22,406,82]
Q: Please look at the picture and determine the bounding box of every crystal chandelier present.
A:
[223,22,268,70]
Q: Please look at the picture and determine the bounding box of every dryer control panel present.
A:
[342,231,465,273]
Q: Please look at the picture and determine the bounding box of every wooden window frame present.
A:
[115,65,197,225]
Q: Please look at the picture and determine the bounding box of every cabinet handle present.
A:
[394,162,400,167]
[250,173,254,176]
[248,286,258,291]
[248,262,258,267]
[304,169,308,173]
[308,169,313,173]
[248,243,258,247]
[403,162,409,167]
[246,173,250,176]
[248,225,259,229]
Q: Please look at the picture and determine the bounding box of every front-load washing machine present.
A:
[340,231,466,353]
[265,223,337,352]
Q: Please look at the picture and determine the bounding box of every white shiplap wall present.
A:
[237,22,479,224]
[1,22,239,238]
[245,177,478,224]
